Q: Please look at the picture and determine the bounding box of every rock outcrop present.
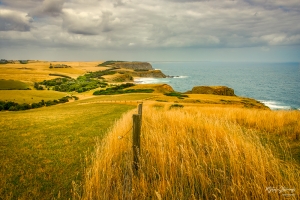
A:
[186,86,235,96]
[132,70,166,78]
[154,84,174,93]
[131,84,174,93]
[113,62,153,70]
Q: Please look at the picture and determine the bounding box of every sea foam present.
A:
[134,77,169,84]
[260,100,292,110]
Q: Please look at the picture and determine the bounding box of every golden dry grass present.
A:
[150,93,269,109]
[50,61,106,72]
[0,90,68,103]
[80,106,300,199]
[0,61,106,82]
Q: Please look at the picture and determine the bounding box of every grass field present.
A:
[0,61,105,82]
[81,105,300,199]
[1,60,299,199]
[0,80,29,90]
[0,90,69,104]
[78,93,156,103]
[0,101,135,199]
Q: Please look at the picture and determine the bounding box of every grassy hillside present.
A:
[0,80,30,90]
[0,61,105,82]
[0,101,135,199]
[78,93,156,103]
[0,90,69,104]
[1,60,299,199]
[81,106,300,199]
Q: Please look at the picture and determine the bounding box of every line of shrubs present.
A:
[39,70,111,93]
[93,88,154,95]
[93,83,154,95]
[0,96,78,111]
[49,73,72,78]
[164,92,189,99]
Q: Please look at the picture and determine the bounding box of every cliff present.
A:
[113,62,153,70]
[186,86,235,96]
[131,83,174,93]
[132,70,166,78]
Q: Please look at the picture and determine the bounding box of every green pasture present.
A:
[0,80,29,90]
[0,90,68,104]
[0,101,135,199]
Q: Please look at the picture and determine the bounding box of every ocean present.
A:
[135,61,300,110]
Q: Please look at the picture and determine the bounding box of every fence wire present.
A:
[118,126,133,140]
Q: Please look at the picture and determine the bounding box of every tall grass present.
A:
[80,106,300,199]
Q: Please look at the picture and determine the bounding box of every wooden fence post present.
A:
[138,103,143,116]
[132,114,141,176]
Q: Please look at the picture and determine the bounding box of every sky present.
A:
[0,0,300,62]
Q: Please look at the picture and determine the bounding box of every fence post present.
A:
[132,114,141,176]
[138,103,143,116]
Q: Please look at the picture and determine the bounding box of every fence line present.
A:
[132,104,143,176]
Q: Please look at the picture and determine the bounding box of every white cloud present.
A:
[0,0,300,61]
[31,0,65,17]
[0,9,32,31]
[62,9,117,35]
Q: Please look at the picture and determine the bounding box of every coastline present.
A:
[146,61,300,111]
[134,76,299,111]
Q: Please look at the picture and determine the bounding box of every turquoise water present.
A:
[135,61,300,110]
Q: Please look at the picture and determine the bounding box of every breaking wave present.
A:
[260,100,295,110]
[134,77,170,84]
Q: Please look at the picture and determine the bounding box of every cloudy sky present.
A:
[0,0,299,62]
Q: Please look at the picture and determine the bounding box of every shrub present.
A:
[17,103,31,110]
[4,101,18,110]
[164,92,189,98]
[45,100,56,106]
[59,97,69,103]
[31,103,42,109]
[170,104,184,109]
[49,73,72,78]
[8,106,18,111]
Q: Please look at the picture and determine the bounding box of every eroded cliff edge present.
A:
[109,61,167,79]
[185,86,235,96]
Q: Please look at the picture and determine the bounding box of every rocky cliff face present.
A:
[113,62,153,70]
[186,86,235,96]
[133,70,166,78]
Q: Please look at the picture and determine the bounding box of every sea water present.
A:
[135,61,300,110]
